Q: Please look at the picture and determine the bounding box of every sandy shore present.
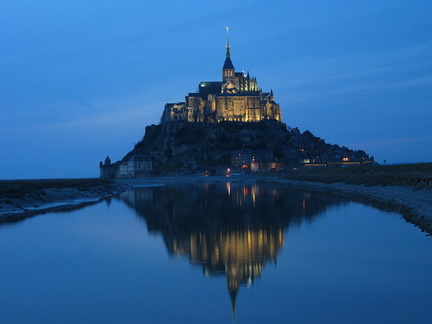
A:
[1,176,431,234]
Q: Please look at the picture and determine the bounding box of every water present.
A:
[0,182,431,324]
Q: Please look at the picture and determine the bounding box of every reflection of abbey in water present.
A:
[120,183,346,314]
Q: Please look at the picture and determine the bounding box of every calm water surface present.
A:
[0,183,431,323]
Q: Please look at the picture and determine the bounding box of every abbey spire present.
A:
[225,27,231,57]
[222,27,235,77]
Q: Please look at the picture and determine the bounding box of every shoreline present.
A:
[118,175,432,234]
[260,178,432,234]
[1,176,431,234]
[0,179,131,223]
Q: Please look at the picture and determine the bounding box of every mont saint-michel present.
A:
[100,31,373,179]
[162,30,282,124]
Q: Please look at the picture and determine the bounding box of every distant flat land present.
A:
[0,178,120,198]
[283,163,432,188]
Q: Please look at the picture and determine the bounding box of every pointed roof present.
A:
[230,290,237,322]
[223,57,235,70]
[104,156,111,166]
[227,265,240,323]
[223,27,235,70]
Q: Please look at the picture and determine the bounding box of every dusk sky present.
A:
[1,1,431,179]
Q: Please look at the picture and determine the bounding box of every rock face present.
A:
[118,120,373,175]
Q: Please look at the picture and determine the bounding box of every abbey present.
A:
[161,30,282,123]
[100,30,374,178]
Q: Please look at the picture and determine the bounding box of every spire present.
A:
[223,27,234,70]
[227,265,240,323]
[226,27,231,58]
[230,290,237,323]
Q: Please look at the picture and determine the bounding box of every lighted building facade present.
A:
[162,30,282,123]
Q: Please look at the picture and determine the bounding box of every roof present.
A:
[199,82,222,94]
[200,81,223,87]
[216,92,261,98]
[223,56,235,69]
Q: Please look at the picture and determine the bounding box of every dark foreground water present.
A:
[0,182,431,324]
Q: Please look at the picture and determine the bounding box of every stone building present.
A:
[162,29,282,124]
[100,155,152,179]
[99,156,118,179]
[118,155,153,178]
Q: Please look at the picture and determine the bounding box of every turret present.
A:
[104,156,111,166]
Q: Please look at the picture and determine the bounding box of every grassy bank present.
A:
[282,163,432,188]
[0,178,119,199]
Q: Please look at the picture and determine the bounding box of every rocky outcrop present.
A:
[119,120,373,175]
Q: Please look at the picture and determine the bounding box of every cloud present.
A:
[385,75,432,90]
[275,39,432,106]
[9,103,161,135]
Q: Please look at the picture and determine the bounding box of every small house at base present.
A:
[100,155,153,179]
[119,155,153,178]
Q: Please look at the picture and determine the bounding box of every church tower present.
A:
[222,27,236,93]
[161,27,282,123]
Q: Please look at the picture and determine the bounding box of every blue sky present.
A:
[1,0,431,179]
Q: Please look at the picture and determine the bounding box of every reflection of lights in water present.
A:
[236,191,243,208]
[251,185,257,206]
[247,277,252,287]
[116,183,351,323]
[243,187,248,197]
[302,193,310,211]
[122,185,335,320]
[119,184,345,320]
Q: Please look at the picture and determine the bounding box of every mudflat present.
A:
[0,178,130,220]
